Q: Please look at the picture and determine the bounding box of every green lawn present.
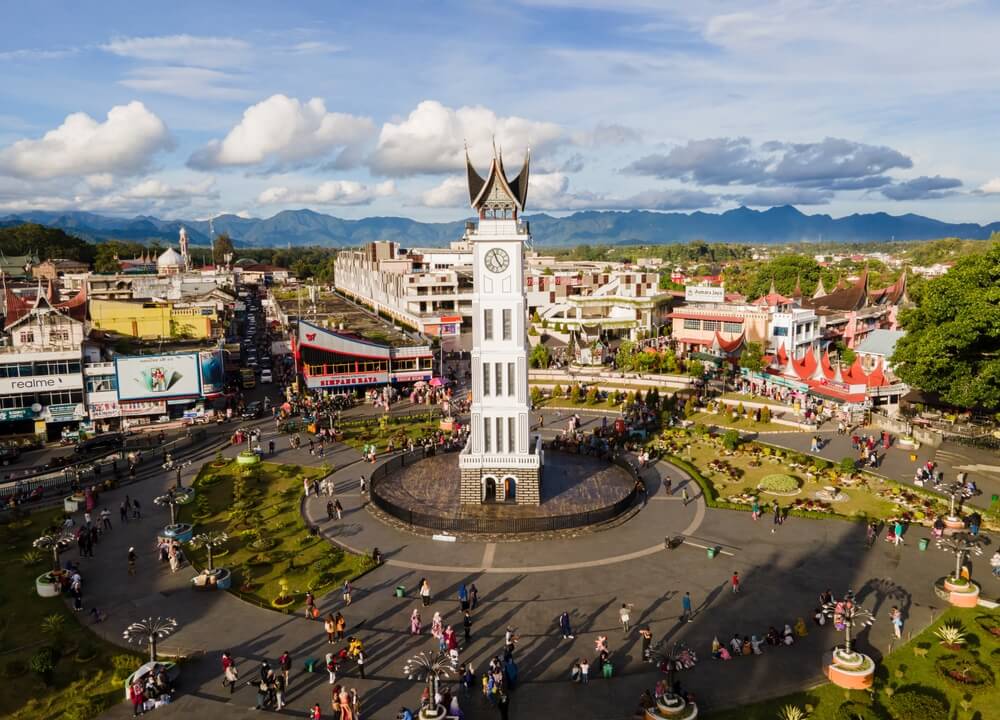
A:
[720,392,797,410]
[708,607,1000,719]
[184,459,370,610]
[0,509,143,719]
[336,413,444,453]
[691,411,792,434]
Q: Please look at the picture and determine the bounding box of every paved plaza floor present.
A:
[71,407,997,720]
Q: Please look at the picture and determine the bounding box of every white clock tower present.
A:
[459,146,542,505]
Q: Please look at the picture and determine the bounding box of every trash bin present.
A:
[304,657,318,672]
[395,586,406,598]
[602,662,614,679]
[918,538,929,551]
[707,547,717,559]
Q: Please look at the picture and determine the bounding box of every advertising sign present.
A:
[88,401,121,420]
[45,403,86,421]
[0,374,83,394]
[199,350,225,397]
[115,354,201,401]
[120,400,166,416]
[306,372,388,389]
[684,284,725,303]
[0,407,35,421]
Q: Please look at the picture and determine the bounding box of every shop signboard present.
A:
[306,372,389,389]
[0,407,35,421]
[116,353,201,401]
[120,400,167,416]
[88,401,121,420]
[684,284,725,303]
[199,350,225,397]
[46,403,86,421]
[0,374,83,394]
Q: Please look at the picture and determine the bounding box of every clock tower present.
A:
[459,145,542,505]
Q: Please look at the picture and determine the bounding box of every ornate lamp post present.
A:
[33,533,66,572]
[191,531,229,572]
[821,590,876,689]
[402,651,457,720]
[123,616,178,662]
[645,640,698,719]
[154,490,194,542]
[935,532,985,607]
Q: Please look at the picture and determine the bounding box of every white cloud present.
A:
[188,95,375,170]
[258,180,395,206]
[369,100,564,176]
[978,178,1000,194]
[121,177,216,200]
[101,34,251,68]
[421,176,469,208]
[119,66,252,101]
[0,101,172,180]
[283,41,347,55]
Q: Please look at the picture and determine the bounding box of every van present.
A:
[260,369,273,384]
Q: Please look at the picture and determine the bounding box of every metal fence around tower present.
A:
[369,449,640,534]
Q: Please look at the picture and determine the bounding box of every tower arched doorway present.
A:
[483,476,497,503]
[503,476,517,502]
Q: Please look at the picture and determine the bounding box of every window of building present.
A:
[86,375,118,393]
[508,416,515,453]
[18,331,34,344]
[483,416,491,453]
[0,393,33,409]
[495,362,503,396]
[701,320,719,332]
[502,309,512,340]
[683,319,700,331]
[50,330,70,343]
[483,363,491,396]
[773,326,788,336]
[496,417,504,454]
[483,309,494,340]
[507,363,514,396]
[722,322,742,333]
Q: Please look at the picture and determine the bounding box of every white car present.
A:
[260,369,273,383]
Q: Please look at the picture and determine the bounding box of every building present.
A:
[459,147,541,506]
[235,264,292,286]
[32,258,89,280]
[801,271,909,349]
[90,298,223,340]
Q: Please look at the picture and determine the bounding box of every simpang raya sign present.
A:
[116,353,201,401]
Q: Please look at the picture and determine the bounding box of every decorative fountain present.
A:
[646,641,698,719]
[154,490,194,543]
[32,533,70,598]
[935,532,985,607]
[821,590,876,689]
[402,651,458,720]
[189,531,231,590]
[941,481,967,532]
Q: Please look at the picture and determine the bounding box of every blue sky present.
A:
[1,0,999,223]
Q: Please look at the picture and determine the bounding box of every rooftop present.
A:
[274,289,424,347]
[854,329,905,358]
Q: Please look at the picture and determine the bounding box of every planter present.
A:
[898,437,920,450]
[236,451,261,466]
[645,693,698,719]
[943,515,965,532]
[173,488,196,505]
[162,523,194,543]
[191,567,232,590]
[63,495,84,513]
[271,596,295,610]
[418,705,448,720]
[826,649,875,689]
[941,577,981,608]
[35,572,62,598]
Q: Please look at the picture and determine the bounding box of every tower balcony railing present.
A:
[459,451,541,469]
[473,219,527,236]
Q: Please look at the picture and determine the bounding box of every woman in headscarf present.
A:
[410,608,422,634]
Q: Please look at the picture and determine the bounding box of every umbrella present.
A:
[413,380,427,388]
[281,402,292,412]
[429,378,443,387]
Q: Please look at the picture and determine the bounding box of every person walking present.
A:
[890,606,903,639]
[334,499,343,521]
[559,611,575,640]
[326,500,335,521]
[731,571,741,594]
[681,591,693,622]
[458,583,469,611]
[127,546,137,576]
[639,627,653,661]
[580,658,590,684]
[324,613,337,644]
[132,498,141,520]
[335,612,346,641]
[273,670,286,710]
[469,583,479,610]
[305,590,316,619]
[893,519,905,546]
[342,580,352,606]
[356,648,365,679]
[681,486,689,505]
[223,662,238,694]
[120,500,129,524]
[463,610,472,644]
[100,507,112,530]
[420,578,431,607]
[772,502,781,532]
[278,650,291,689]
[619,603,633,633]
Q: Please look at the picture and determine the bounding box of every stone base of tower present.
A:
[460,466,541,506]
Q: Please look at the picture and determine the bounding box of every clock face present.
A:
[484,247,510,273]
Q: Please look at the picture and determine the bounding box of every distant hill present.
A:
[2,206,998,248]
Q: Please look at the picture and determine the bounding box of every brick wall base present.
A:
[460,466,541,505]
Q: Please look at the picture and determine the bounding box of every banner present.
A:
[120,400,166,416]
[88,401,121,420]
[116,354,201,401]
[199,350,225,396]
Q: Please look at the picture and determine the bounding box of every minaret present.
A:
[178,227,190,271]
[459,144,541,505]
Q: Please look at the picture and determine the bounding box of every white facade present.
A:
[769,308,820,355]
[460,217,539,475]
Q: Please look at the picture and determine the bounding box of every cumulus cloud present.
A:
[258,180,395,206]
[738,187,833,207]
[978,178,1000,194]
[576,122,642,146]
[369,100,563,176]
[625,136,913,192]
[119,66,251,101]
[188,95,375,171]
[880,175,962,201]
[0,101,172,180]
[420,172,715,211]
[101,34,251,67]
[0,174,217,215]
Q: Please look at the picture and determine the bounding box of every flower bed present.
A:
[935,653,995,688]
[758,474,801,495]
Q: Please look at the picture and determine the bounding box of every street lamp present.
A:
[402,651,457,720]
[190,531,229,571]
[33,533,68,572]
[821,589,874,656]
[153,492,180,526]
[123,617,178,662]
[936,532,985,583]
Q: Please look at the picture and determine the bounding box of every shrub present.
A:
[41,613,67,640]
[309,571,334,589]
[569,384,582,403]
[552,384,564,398]
[760,405,771,423]
[840,457,857,474]
[758,474,800,493]
[737,402,746,416]
[112,654,139,681]
[62,699,100,720]
[935,621,967,648]
[836,701,887,720]
[28,647,56,683]
[683,397,696,418]
[530,386,543,405]
[76,642,98,661]
[935,653,994,688]
[721,429,742,451]
[888,690,948,720]
[20,549,43,566]
[585,386,599,405]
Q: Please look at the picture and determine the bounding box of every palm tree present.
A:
[402,651,456,716]
[190,531,229,571]
[123,617,178,662]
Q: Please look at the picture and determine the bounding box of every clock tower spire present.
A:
[459,145,541,505]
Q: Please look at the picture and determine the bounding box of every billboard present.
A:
[115,354,201,401]
[684,284,725,303]
[199,350,225,397]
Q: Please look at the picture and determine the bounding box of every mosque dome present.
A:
[156,247,184,270]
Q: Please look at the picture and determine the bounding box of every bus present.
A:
[240,368,256,389]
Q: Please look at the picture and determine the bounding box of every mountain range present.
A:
[2,206,998,248]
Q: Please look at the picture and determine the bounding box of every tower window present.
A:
[483,309,493,340]
[502,309,512,340]
[495,362,503,396]
[507,363,514,396]
[508,416,515,452]
[496,417,504,454]
[483,416,491,453]
[482,363,491,396]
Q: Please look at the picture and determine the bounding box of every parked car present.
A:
[75,433,124,455]
[260,369,273,384]
[241,401,263,420]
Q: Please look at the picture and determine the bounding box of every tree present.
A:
[892,242,1000,410]
[530,386,543,405]
[834,341,856,367]
[585,386,598,404]
[213,232,235,263]
[615,340,639,372]
[687,360,705,378]
[551,384,564,398]
[569,384,582,403]
[529,342,550,369]
[739,341,765,373]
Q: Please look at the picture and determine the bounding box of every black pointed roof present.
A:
[466,146,530,212]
